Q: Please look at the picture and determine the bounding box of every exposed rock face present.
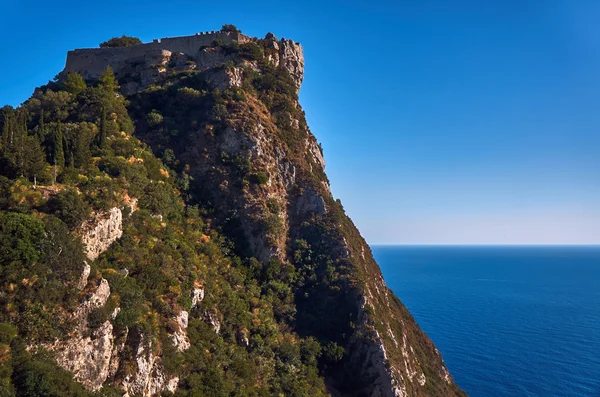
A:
[261,33,305,92]
[205,66,244,90]
[191,286,205,308]
[170,311,190,352]
[278,39,304,92]
[296,188,327,216]
[77,262,91,290]
[51,277,178,396]
[51,278,113,391]
[120,334,178,396]
[205,311,221,334]
[79,207,123,261]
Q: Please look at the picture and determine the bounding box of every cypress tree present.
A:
[74,126,91,168]
[52,123,65,184]
[1,110,10,149]
[15,111,27,177]
[54,123,65,168]
[99,106,107,149]
[37,109,46,142]
[24,135,46,187]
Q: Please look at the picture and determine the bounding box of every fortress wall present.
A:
[64,45,164,79]
[63,31,245,79]
[157,31,238,54]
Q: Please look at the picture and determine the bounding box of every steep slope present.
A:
[0,25,465,397]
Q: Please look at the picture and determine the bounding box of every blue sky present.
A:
[1,0,599,244]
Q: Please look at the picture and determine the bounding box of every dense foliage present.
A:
[99,36,142,48]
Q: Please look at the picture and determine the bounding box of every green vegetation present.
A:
[0,57,332,394]
[221,24,240,33]
[99,35,142,48]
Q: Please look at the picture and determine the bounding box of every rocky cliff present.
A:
[123,29,465,397]
[0,26,465,397]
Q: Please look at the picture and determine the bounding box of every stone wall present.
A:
[63,31,247,80]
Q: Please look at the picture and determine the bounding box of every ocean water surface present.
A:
[372,246,600,397]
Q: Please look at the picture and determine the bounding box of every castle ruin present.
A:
[63,30,250,81]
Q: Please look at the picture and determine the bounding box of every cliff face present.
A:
[123,30,465,396]
[0,27,464,397]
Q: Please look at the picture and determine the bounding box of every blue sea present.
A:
[372,246,600,397]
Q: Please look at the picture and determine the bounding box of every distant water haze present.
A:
[361,211,600,246]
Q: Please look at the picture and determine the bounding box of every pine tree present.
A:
[99,66,118,92]
[63,72,87,95]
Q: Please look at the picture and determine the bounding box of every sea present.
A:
[372,246,600,397]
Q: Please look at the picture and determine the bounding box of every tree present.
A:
[24,135,47,186]
[63,72,86,95]
[45,188,90,229]
[13,110,28,177]
[73,124,92,167]
[100,66,118,93]
[52,123,65,183]
[0,212,45,267]
[98,106,107,149]
[221,24,239,33]
[1,108,13,149]
[99,35,142,48]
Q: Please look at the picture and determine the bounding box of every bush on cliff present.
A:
[99,35,142,48]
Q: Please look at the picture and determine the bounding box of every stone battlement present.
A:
[63,30,249,80]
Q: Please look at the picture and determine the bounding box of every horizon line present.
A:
[369,243,600,247]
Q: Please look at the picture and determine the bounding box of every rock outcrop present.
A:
[79,207,123,261]
[50,278,113,390]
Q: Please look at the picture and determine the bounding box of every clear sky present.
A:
[1,0,599,244]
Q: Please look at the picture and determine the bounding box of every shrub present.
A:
[221,24,239,33]
[100,35,142,48]
[249,172,268,185]
[45,188,90,229]
[145,111,163,127]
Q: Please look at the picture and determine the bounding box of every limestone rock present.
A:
[191,286,205,308]
[77,262,91,290]
[54,321,115,391]
[306,137,325,170]
[170,311,190,352]
[50,278,113,391]
[74,278,111,322]
[205,311,221,334]
[205,66,243,91]
[79,208,123,261]
[296,189,326,216]
[278,39,304,92]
